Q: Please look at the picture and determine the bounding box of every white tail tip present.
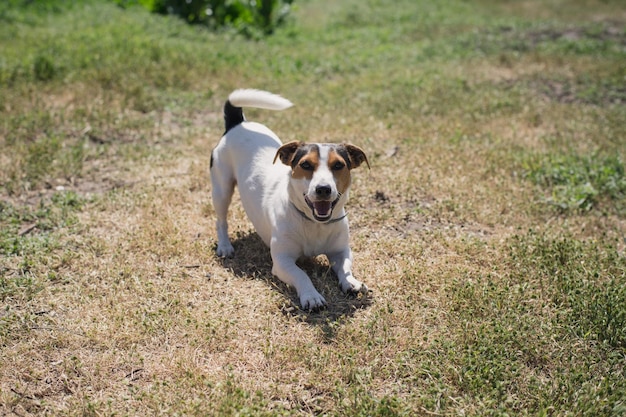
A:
[228,89,293,111]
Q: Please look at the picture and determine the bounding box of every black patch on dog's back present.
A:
[224,100,245,133]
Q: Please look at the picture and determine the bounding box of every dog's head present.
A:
[274,141,369,223]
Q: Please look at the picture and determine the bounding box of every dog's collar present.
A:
[290,203,347,224]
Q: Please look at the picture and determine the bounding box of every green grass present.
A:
[1,0,625,415]
[523,152,626,212]
[0,191,84,256]
[447,232,626,414]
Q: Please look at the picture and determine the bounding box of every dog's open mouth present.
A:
[304,194,341,221]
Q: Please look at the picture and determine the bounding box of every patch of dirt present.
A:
[491,22,626,107]
[495,21,626,49]
[361,190,493,240]
[502,77,626,106]
[525,24,626,46]
[0,171,140,208]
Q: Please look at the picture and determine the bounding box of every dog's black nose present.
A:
[315,185,332,198]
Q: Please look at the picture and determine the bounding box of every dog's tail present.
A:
[224,89,293,133]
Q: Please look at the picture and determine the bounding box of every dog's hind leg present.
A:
[211,162,236,258]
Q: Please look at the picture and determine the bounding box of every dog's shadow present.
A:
[218,231,372,332]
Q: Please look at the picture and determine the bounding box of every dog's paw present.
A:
[216,242,235,258]
[340,275,368,294]
[300,290,327,311]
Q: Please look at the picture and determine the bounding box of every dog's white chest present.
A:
[297,222,349,258]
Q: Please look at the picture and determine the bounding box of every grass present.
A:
[1,0,625,415]
[523,152,626,212]
[450,232,626,414]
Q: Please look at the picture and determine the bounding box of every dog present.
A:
[210,89,369,310]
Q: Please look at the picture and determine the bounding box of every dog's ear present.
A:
[344,144,370,170]
[274,141,301,166]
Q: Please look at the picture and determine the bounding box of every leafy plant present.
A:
[117,0,295,37]
[33,55,56,81]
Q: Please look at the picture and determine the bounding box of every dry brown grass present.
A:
[1,109,475,413]
[3,92,624,414]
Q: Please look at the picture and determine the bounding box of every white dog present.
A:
[210,89,369,310]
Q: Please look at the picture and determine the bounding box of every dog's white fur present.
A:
[210,89,368,310]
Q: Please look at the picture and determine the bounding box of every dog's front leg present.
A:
[271,250,326,310]
[328,249,368,294]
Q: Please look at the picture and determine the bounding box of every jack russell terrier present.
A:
[210,89,369,310]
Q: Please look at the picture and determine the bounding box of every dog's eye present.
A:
[331,161,345,171]
[300,161,314,171]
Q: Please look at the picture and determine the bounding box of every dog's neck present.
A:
[290,202,347,224]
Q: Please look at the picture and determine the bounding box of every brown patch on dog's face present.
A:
[275,142,321,180]
[327,148,351,194]
[291,145,320,180]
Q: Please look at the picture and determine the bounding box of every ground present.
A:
[1,0,625,415]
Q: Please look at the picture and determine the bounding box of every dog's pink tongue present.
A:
[314,201,332,217]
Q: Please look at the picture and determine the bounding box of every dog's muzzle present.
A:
[304,193,342,222]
